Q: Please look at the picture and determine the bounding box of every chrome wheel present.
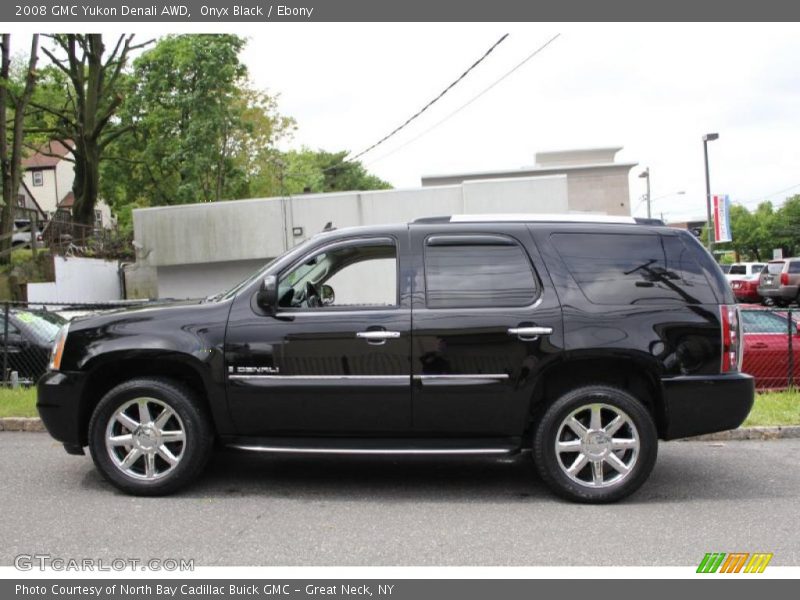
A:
[105,397,186,481]
[554,403,640,489]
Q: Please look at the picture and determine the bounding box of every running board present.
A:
[224,437,519,456]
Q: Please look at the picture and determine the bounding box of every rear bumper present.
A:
[734,290,760,302]
[36,370,88,449]
[758,286,798,300]
[661,373,755,440]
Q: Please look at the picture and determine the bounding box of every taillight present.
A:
[781,272,789,286]
[720,305,741,373]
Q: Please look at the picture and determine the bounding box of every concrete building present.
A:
[130,147,638,299]
[421,147,636,216]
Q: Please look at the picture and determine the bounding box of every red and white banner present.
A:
[713,194,732,243]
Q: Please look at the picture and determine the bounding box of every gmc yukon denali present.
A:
[37,214,754,502]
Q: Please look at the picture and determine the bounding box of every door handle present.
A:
[508,326,553,341]
[356,330,401,345]
[751,342,768,349]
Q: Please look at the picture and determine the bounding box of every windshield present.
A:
[210,235,327,302]
[13,310,66,342]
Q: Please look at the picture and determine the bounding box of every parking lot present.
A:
[1,432,798,566]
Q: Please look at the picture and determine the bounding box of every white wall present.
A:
[22,168,58,214]
[27,257,122,304]
[133,175,570,272]
[156,259,267,300]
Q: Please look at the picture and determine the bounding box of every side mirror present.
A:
[256,275,278,313]
[320,284,335,306]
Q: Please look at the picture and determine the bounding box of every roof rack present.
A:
[411,214,665,226]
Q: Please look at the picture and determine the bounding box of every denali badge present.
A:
[228,365,280,375]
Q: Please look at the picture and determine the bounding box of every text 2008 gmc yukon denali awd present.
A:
[37,214,754,502]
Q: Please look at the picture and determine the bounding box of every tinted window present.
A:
[752,264,766,274]
[729,265,746,275]
[424,240,537,308]
[789,262,800,274]
[767,262,784,274]
[551,232,715,305]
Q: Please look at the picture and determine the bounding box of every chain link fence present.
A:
[1,300,149,386]
[740,306,799,390]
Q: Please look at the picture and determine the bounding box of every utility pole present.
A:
[703,133,719,251]
[639,168,651,219]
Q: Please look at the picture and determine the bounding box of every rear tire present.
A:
[532,385,658,503]
[88,377,213,496]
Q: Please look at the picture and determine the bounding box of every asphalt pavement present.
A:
[1,433,798,566]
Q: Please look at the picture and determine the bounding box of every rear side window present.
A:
[788,262,800,274]
[551,232,716,305]
[424,237,537,308]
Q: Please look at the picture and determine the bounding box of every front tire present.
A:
[88,377,213,496]
[532,385,658,503]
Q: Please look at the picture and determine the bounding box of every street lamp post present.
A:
[638,168,651,218]
[703,133,719,251]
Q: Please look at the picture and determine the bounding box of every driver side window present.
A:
[278,240,398,309]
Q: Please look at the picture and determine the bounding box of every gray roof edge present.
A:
[421,161,639,181]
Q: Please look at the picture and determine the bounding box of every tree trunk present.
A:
[71,140,100,238]
[0,35,12,264]
[0,34,39,265]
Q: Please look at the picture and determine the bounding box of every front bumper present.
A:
[661,373,754,440]
[37,370,88,450]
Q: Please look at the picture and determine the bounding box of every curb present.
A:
[0,417,45,432]
[1,417,799,440]
[682,425,800,441]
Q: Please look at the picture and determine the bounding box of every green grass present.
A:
[0,386,38,418]
[0,385,798,426]
[744,389,800,427]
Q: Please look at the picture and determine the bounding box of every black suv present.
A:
[38,215,754,502]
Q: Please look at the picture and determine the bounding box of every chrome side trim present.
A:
[413,374,510,380]
[228,374,409,381]
[228,445,512,456]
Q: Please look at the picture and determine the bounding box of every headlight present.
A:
[48,323,69,371]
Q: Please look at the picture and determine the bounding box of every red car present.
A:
[731,278,760,302]
[740,308,800,389]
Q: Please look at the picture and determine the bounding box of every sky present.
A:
[235,22,800,222]
[14,22,800,222]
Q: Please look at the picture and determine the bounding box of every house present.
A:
[17,140,114,227]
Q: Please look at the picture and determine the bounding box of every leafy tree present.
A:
[771,195,800,257]
[273,148,392,196]
[103,34,295,211]
[27,34,150,229]
[0,34,39,264]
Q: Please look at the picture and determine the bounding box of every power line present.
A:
[367,33,561,166]
[345,33,510,163]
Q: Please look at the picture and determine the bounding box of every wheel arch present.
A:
[77,351,221,446]
[527,356,666,439]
